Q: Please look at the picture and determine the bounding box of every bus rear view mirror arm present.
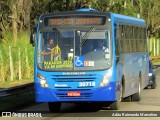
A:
[116,56,120,63]
[30,25,37,47]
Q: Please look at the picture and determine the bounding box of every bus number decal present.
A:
[79,82,95,87]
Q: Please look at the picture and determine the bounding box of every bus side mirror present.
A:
[30,26,36,46]
[147,29,151,37]
[116,56,120,64]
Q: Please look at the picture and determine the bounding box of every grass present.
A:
[0,31,34,85]
[0,78,33,88]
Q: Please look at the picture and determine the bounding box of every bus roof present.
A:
[75,8,99,12]
[38,11,146,28]
[40,11,106,18]
[111,13,146,27]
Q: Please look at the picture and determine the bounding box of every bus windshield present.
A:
[37,28,111,71]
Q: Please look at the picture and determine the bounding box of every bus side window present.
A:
[115,24,121,56]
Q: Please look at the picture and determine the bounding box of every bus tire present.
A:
[132,75,141,101]
[151,77,156,89]
[110,83,122,110]
[123,96,132,102]
[151,82,156,89]
[109,101,119,110]
[48,102,61,113]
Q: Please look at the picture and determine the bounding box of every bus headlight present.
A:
[99,70,112,87]
[149,73,152,76]
[37,73,49,88]
[40,79,46,85]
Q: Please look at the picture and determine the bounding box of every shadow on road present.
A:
[60,103,104,113]
[42,103,112,117]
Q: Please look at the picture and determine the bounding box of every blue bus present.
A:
[30,8,149,112]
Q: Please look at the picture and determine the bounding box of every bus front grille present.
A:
[56,89,91,91]
[52,75,96,82]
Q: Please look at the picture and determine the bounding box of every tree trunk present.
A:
[158,39,160,55]
[66,0,69,11]
[18,47,22,80]
[11,2,17,42]
[23,0,32,30]
[154,38,156,56]
[9,46,14,81]
[25,48,30,78]
[0,50,5,82]
[156,38,159,55]
[124,0,127,8]
[16,0,23,31]
[11,0,32,32]
[150,38,152,52]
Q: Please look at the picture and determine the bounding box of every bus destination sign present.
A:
[45,17,105,26]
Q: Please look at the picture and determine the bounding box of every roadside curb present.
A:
[0,83,34,98]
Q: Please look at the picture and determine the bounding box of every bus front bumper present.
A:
[35,83,116,102]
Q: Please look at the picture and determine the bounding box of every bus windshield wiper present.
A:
[80,27,95,47]
[53,27,69,47]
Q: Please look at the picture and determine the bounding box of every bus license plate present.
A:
[67,92,81,96]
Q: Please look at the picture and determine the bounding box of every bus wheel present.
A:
[110,83,122,110]
[123,96,132,102]
[109,101,119,110]
[151,78,156,89]
[151,82,156,89]
[48,102,61,113]
[132,78,141,101]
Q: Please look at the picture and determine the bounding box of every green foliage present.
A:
[0,31,34,83]
[31,0,67,25]
[149,51,154,56]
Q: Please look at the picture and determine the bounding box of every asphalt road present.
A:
[5,68,160,120]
